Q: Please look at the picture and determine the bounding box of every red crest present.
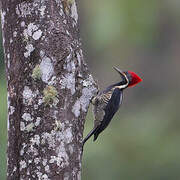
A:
[127,71,142,87]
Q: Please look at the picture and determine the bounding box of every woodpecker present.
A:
[82,67,142,145]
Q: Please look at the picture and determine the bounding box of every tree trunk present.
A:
[1,0,97,179]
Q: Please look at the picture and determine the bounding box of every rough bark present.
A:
[1,0,97,179]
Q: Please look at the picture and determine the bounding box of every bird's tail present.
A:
[82,127,99,146]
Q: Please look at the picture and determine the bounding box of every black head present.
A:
[113,66,142,88]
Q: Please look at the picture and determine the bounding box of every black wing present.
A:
[94,88,123,141]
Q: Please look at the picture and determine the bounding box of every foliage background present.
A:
[1,0,180,179]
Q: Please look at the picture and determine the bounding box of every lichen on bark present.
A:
[1,0,98,179]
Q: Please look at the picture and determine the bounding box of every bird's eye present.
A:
[124,72,132,81]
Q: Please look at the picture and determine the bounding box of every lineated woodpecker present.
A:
[83,67,142,145]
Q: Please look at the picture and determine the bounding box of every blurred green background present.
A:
[1,0,180,179]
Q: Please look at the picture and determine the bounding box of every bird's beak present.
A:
[113,66,129,88]
[113,66,126,78]
[113,66,123,74]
